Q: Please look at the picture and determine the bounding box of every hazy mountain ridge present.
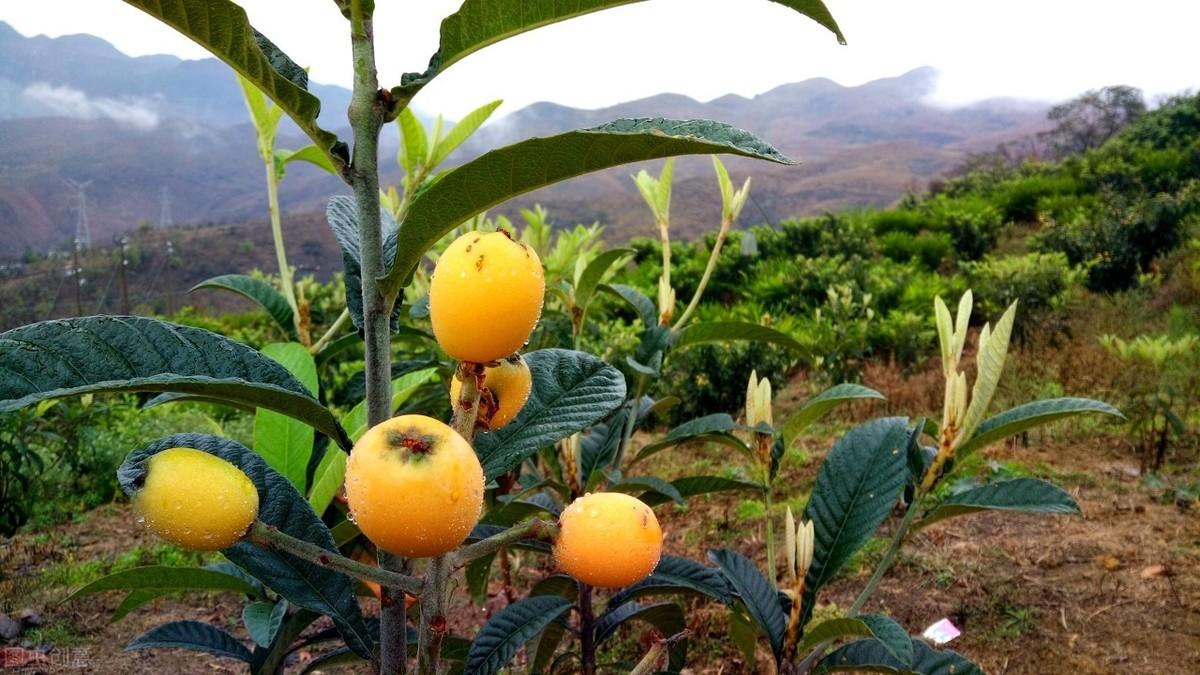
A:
[0,23,1050,258]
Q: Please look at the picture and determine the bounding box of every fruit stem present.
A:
[578,582,597,675]
[248,521,422,595]
[417,555,449,675]
[451,361,485,442]
[449,518,559,568]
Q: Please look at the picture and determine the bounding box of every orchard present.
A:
[9,1,1200,674]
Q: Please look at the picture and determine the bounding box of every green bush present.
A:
[929,195,1002,261]
[872,310,936,365]
[995,172,1079,223]
[879,231,951,270]
[964,252,1076,340]
[869,208,928,235]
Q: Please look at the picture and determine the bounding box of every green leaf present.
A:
[527,575,579,674]
[671,321,803,352]
[251,608,320,674]
[610,475,683,505]
[594,601,687,668]
[630,413,738,466]
[276,145,338,176]
[609,555,731,608]
[576,248,635,308]
[341,368,440,442]
[802,418,910,624]
[254,343,317,491]
[814,637,983,675]
[781,384,885,448]
[68,565,258,597]
[399,0,843,96]
[602,283,656,327]
[325,196,403,333]
[580,405,629,489]
[242,599,288,648]
[957,397,1124,457]
[430,99,503,168]
[798,615,912,665]
[638,475,765,508]
[729,605,760,666]
[127,620,252,663]
[190,274,295,338]
[709,548,786,662]
[0,316,350,451]
[383,119,793,294]
[117,434,372,658]
[474,349,626,481]
[306,450,346,516]
[464,595,573,675]
[121,0,342,169]
[958,301,1017,444]
[67,565,260,621]
[916,478,1080,531]
[398,107,429,175]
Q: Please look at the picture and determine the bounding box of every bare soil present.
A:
[2,428,1197,674]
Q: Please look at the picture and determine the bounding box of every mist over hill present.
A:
[0,22,1049,258]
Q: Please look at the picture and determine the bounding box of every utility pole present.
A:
[118,237,130,314]
[66,179,93,249]
[159,186,173,229]
[71,238,84,317]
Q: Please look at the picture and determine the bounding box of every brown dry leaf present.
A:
[1094,554,1122,572]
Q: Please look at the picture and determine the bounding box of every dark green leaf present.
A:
[242,599,287,648]
[958,397,1124,457]
[595,601,687,668]
[127,620,252,663]
[671,321,803,352]
[709,548,786,662]
[0,317,351,451]
[464,595,573,675]
[383,119,793,293]
[802,418,910,624]
[252,609,320,674]
[858,615,913,666]
[630,413,739,466]
[190,274,294,337]
[611,475,683,505]
[917,478,1080,531]
[814,637,982,675]
[580,405,629,489]
[118,434,372,658]
[298,646,364,674]
[602,283,656,326]
[782,384,885,447]
[120,0,342,167]
[474,349,626,480]
[398,0,843,96]
[610,554,730,610]
[325,196,403,332]
[528,575,580,674]
[639,476,765,507]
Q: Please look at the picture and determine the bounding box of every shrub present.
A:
[965,252,1077,341]
[929,195,1003,261]
[995,172,1079,222]
[879,231,951,270]
[869,208,928,235]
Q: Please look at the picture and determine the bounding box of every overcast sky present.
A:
[3,0,1197,120]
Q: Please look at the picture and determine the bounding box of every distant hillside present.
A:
[0,22,1049,258]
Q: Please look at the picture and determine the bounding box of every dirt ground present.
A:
[2,424,1198,674]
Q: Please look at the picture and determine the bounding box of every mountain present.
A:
[0,23,1049,259]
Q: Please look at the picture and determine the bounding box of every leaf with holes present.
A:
[474,349,625,480]
[118,434,372,658]
[463,595,573,675]
[801,418,910,624]
[191,274,294,338]
[0,317,350,450]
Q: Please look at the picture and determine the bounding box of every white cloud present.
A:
[21,82,159,130]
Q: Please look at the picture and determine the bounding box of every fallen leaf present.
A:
[1140,564,1170,579]
[1094,554,1121,572]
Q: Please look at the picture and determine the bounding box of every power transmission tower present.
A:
[159,186,173,229]
[118,237,131,314]
[65,179,94,249]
